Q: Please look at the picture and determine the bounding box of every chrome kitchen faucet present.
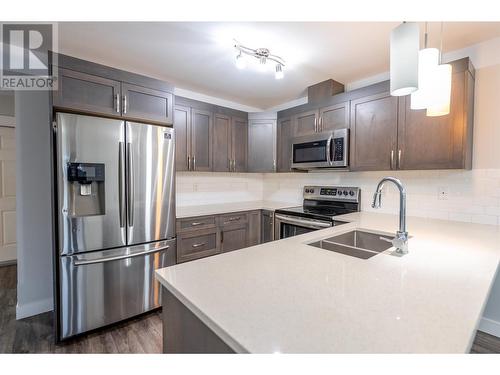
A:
[372,177,409,255]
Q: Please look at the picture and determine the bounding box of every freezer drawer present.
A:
[59,239,176,340]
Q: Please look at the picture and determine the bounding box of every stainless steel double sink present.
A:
[309,230,394,259]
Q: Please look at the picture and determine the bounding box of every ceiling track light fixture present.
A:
[234,40,286,80]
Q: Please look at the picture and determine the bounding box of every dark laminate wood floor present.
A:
[1,264,500,354]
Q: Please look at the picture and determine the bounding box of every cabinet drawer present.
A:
[177,228,220,263]
[219,212,248,227]
[177,216,217,232]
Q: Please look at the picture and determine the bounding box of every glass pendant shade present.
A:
[426,63,452,117]
[390,22,420,96]
[411,48,439,109]
[275,64,284,80]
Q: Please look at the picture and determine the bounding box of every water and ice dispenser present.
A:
[67,162,105,216]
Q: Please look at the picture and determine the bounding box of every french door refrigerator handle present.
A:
[127,142,134,227]
[73,245,169,266]
[118,142,126,228]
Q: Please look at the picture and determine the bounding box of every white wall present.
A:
[15,91,54,319]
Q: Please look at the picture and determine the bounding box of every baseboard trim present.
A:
[479,317,500,338]
[0,259,17,267]
[16,298,53,320]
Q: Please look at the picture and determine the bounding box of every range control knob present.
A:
[349,190,355,196]
[343,190,348,196]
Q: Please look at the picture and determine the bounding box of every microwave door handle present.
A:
[326,135,333,165]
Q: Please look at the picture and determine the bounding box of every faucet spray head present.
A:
[372,190,382,209]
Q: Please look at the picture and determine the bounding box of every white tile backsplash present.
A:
[177,169,500,225]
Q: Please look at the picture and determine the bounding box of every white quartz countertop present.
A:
[176,200,295,218]
[156,212,500,353]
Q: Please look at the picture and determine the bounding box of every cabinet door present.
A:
[213,114,231,172]
[248,120,277,172]
[293,109,319,136]
[53,68,121,116]
[398,71,469,170]
[231,117,248,172]
[177,228,220,263]
[121,83,173,125]
[277,117,293,172]
[221,224,248,253]
[261,210,274,243]
[173,105,191,171]
[191,109,213,172]
[247,211,261,247]
[319,102,349,132]
[350,92,399,171]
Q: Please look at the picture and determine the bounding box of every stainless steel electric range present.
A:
[274,186,361,240]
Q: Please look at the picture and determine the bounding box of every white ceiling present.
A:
[58,22,500,110]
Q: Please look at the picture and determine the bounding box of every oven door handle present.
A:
[275,214,332,229]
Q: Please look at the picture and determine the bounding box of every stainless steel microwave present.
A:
[291,128,349,169]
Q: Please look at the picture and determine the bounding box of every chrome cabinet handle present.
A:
[127,143,134,227]
[118,142,126,228]
[74,245,169,266]
[314,117,318,132]
[319,116,323,132]
[398,149,402,169]
[187,156,191,171]
[228,217,241,221]
[191,222,203,226]
[193,156,196,171]
[390,150,395,170]
[273,159,276,172]
[192,243,206,248]
[122,95,127,114]
[115,93,120,113]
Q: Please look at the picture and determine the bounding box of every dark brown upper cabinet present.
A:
[293,109,318,137]
[53,68,121,116]
[191,108,213,172]
[319,102,350,132]
[277,116,293,172]
[53,58,173,125]
[293,102,349,137]
[350,58,474,172]
[173,106,213,172]
[212,114,247,173]
[213,114,232,172]
[231,116,248,172]
[173,105,191,172]
[397,65,474,170]
[350,92,400,171]
[121,83,173,125]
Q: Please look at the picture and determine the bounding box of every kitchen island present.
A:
[155,212,500,353]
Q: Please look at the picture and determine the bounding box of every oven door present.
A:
[291,135,332,169]
[274,214,332,240]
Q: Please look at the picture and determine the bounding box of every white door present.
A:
[0,120,16,263]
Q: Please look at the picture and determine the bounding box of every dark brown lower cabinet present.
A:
[176,210,264,263]
[177,227,220,263]
[220,224,248,253]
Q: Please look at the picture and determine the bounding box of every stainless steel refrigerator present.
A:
[54,112,176,340]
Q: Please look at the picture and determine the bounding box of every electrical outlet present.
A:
[438,186,449,200]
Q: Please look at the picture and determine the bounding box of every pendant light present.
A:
[390,22,420,96]
[411,23,439,109]
[426,23,452,117]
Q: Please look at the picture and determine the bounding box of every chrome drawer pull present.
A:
[191,222,203,226]
[192,243,206,248]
